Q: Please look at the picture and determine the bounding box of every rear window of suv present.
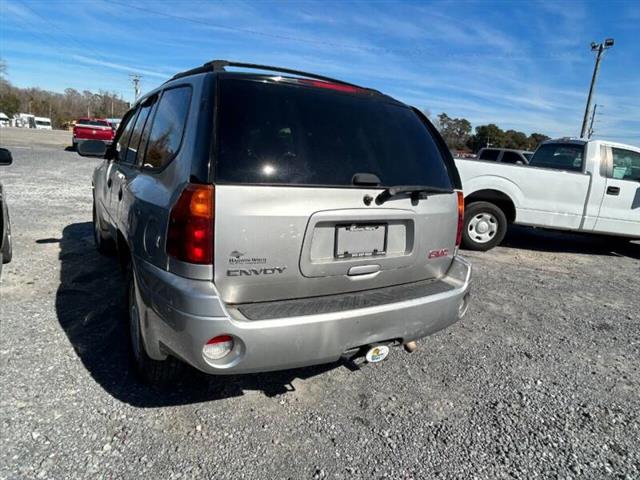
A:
[215,78,453,189]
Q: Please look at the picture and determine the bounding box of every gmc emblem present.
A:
[428,249,449,259]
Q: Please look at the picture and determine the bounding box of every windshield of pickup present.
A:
[529,143,584,172]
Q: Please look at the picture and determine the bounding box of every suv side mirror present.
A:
[0,148,13,166]
[77,140,107,158]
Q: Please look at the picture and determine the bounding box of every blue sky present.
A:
[1,0,639,145]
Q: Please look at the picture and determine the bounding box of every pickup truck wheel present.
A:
[462,201,507,251]
[93,201,115,255]
[127,270,184,386]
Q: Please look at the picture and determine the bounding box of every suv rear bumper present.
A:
[134,256,472,374]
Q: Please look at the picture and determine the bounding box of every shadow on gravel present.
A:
[55,222,339,408]
[499,225,640,260]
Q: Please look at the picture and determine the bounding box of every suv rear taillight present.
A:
[167,184,214,264]
[456,191,464,247]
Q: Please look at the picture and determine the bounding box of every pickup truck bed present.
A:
[72,119,114,148]
[455,138,640,250]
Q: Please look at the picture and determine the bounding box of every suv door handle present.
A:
[107,178,112,188]
[606,186,620,196]
[118,188,123,201]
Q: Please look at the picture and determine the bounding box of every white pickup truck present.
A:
[455,138,640,250]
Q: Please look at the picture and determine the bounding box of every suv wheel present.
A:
[462,201,507,251]
[2,214,12,264]
[93,200,115,255]
[127,270,184,386]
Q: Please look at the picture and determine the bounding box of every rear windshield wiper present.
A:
[376,185,453,205]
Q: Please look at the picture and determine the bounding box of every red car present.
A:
[72,118,114,149]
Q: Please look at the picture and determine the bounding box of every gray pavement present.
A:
[0,128,638,479]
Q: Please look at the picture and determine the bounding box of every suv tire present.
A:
[462,201,507,251]
[127,270,185,386]
[93,200,115,255]
[2,213,11,264]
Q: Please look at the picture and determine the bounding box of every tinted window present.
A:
[479,149,499,161]
[144,86,191,170]
[529,143,584,172]
[124,99,154,165]
[501,151,524,164]
[216,79,453,189]
[611,147,640,181]
[78,119,110,127]
[115,109,137,162]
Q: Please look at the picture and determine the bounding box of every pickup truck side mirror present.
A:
[0,148,13,166]
[77,140,107,158]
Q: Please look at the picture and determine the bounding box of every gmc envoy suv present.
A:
[78,61,472,384]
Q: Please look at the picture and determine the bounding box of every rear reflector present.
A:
[203,335,234,361]
[167,184,214,264]
[456,191,464,247]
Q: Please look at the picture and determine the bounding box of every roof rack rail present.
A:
[169,60,370,90]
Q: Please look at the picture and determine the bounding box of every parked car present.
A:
[476,147,533,165]
[72,118,114,149]
[77,60,472,385]
[0,148,13,278]
[455,138,640,250]
[34,116,52,130]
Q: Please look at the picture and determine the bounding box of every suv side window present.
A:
[501,151,524,164]
[124,97,156,165]
[480,149,499,161]
[611,147,640,181]
[143,86,192,170]
[115,109,138,163]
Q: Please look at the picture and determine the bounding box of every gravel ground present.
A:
[1,129,639,479]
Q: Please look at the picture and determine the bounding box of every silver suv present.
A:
[78,61,472,384]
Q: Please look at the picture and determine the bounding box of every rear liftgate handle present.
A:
[348,265,381,276]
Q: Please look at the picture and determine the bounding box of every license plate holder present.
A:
[334,223,387,259]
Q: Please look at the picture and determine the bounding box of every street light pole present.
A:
[588,103,602,139]
[580,38,614,139]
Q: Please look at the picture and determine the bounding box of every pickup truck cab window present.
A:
[529,143,584,172]
[611,147,640,181]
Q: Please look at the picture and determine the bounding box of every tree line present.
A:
[431,112,550,153]
[1,62,129,128]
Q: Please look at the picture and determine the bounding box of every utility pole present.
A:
[129,74,142,102]
[588,104,602,139]
[580,38,614,139]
